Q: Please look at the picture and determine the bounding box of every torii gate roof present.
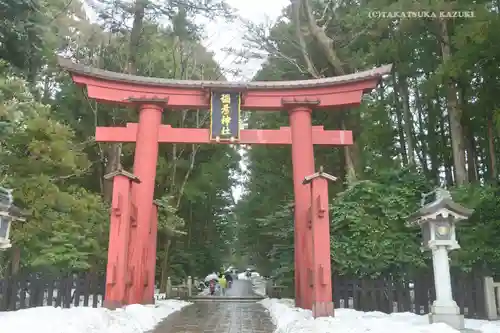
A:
[58,57,392,110]
[58,57,392,91]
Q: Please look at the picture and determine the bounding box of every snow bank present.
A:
[238,271,261,280]
[252,277,267,297]
[466,319,500,333]
[0,299,190,333]
[260,298,500,333]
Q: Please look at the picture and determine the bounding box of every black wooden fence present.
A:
[0,268,488,319]
[0,271,105,311]
[268,270,488,319]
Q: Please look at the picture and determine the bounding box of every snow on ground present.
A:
[237,271,261,280]
[260,298,500,333]
[205,273,219,281]
[0,299,190,333]
[197,287,210,296]
[252,276,267,296]
[239,271,266,296]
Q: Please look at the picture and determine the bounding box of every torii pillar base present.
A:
[312,302,335,318]
[142,202,159,304]
[303,167,337,318]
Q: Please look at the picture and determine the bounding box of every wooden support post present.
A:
[303,167,337,317]
[142,202,159,304]
[103,169,140,309]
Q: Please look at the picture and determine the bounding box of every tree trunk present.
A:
[159,238,172,293]
[414,84,429,175]
[459,83,478,183]
[301,0,345,74]
[438,17,468,185]
[187,203,193,248]
[299,0,364,180]
[128,0,147,75]
[291,0,320,78]
[398,74,416,165]
[103,143,122,202]
[103,0,148,202]
[464,123,478,183]
[9,246,20,276]
[342,111,363,181]
[488,114,497,180]
[391,72,408,165]
[440,112,454,186]
[427,102,440,182]
[424,72,440,182]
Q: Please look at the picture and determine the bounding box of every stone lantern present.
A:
[0,187,26,250]
[407,188,473,331]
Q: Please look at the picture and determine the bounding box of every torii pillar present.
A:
[287,103,316,309]
[103,169,140,309]
[128,103,163,305]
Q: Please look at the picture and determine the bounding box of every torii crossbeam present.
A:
[58,57,391,313]
[96,124,353,145]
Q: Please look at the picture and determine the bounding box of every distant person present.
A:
[224,271,233,288]
[209,279,216,295]
[218,273,227,296]
[205,272,218,284]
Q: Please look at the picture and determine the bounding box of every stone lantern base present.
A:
[429,302,464,330]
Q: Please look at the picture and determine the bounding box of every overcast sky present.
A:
[202,0,289,81]
[201,0,289,201]
[83,0,290,201]
[84,0,289,79]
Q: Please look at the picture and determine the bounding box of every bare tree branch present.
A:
[239,20,314,77]
[292,0,320,78]
[317,0,334,29]
[301,0,345,75]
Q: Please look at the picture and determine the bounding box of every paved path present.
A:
[151,280,274,333]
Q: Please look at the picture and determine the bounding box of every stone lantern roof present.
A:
[0,202,27,250]
[7,205,27,221]
[407,188,473,226]
[0,186,27,222]
[0,204,27,221]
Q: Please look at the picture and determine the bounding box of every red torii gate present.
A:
[58,57,391,316]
